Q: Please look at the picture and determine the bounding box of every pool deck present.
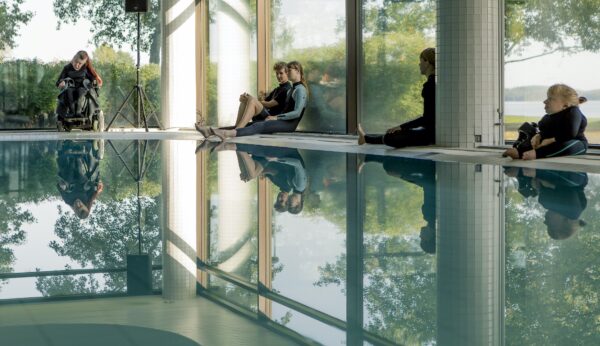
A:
[2,128,600,173]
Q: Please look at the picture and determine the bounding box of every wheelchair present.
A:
[56,78,105,132]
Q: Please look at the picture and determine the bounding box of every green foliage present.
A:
[52,0,161,63]
[505,0,600,58]
[504,175,600,344]
[0,0,32,51]
[0,199,35,287]
[38,197,163,294]
[0,45,160,126]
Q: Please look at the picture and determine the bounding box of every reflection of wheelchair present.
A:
[56,139,104,219]
[56,78,104,132]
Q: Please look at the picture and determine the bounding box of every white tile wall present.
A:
[437,0,501,147]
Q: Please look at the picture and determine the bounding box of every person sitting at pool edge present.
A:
[195,62,292,137]
[207,61,309,140]
[357,47,436,148]
[503,84,588,160]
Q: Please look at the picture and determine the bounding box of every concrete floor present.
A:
[0,295,299,346]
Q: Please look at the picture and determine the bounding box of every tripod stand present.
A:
[106,12,163,131]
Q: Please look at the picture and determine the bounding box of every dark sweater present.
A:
[538,106,587,143]
[400,74,436,140]
[56,63,96,87]
[265,81,292,115]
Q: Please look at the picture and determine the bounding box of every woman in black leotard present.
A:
[357,48,435,148]
[503,84,588,160]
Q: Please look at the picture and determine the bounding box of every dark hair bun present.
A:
[579,96,588,104]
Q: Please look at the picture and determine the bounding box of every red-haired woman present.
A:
[56,50,103,116]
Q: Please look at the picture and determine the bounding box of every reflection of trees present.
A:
[505,175,600,345]
[36,197,162,296]
[0,200,34,289]
[314,163,436,344]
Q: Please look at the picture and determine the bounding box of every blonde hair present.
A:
[547,84,583,108]
[420,47,435,67]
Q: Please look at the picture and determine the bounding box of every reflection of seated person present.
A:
[235,144,307,214]
[56,140,104,219]
[305,68,343,122]
[505,168,587,239]
[361,155,436,253]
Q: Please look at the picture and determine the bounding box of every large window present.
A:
[0,0,162,130]
[270,0,347,133]
[360,0,436,133]
[504,0,600,143]
[206,0,258,127]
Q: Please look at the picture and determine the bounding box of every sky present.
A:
[8,0,147,64]
[7,0,600,90]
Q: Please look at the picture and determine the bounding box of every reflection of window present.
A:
[504,0,600,144]
[360,1,436,133]
[270,0,347,133]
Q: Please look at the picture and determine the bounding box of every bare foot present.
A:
[357,124,366,145]
[522,150,537,160]
[210,127,226,141]
[502,148,519,159]
[357,154,366,174]
[195,123,212,138]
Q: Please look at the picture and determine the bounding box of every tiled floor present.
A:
[0,295,299,346]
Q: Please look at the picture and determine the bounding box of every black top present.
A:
[56,63,96,88]
[400,74,436,142]
[265,81,292,115]
[538,106,587,143]
[536,170,588,220]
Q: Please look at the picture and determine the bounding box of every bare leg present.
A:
[234,99,248,127]
[237,151,264,182]
[235,96,264,129]
[357,123,366,145]
[502,147,519,159]
[211,127,237,141]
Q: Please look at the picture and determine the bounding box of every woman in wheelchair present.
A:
[56,50,104,131]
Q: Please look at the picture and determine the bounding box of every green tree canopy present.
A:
[52,0,161,63]
[0,0,32,52]
[506,0,600,61]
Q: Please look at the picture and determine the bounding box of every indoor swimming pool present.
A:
[0,138,598,345]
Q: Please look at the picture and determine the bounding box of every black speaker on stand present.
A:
[107,0,163,131]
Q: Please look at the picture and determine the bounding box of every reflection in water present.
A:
[505,167,588,240]
[56,140,104,219]
[235,144,307,214]
[361,155,436,254]
[2,141,600,345]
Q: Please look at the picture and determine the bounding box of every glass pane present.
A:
[503,168,600,345]
[504,0,600,143]
[207,0,258,127]
[206,148,258,283]
[360,156,437,345]
[360,0,436,133]
[1,1,161,130]
[271,0,347,133]
[268,148,347,320]
[208,275,258,312]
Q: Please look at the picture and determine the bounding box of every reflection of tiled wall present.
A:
[436,162,502,345]
[437,0,500,147]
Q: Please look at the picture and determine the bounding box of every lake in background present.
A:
[505,101,600,118]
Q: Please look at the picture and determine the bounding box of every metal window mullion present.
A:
[346,0,362,134]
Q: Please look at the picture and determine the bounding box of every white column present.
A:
[162,140,197,299]
[161,0,198,128]
[216,0,252,126]
[437,162,503,345]
[437,0,501,147]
